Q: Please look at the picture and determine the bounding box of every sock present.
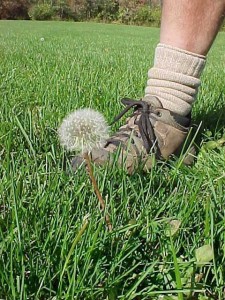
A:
[144,43,206,116]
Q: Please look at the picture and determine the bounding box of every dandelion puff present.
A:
[58,108,112,232]
[58,108,109,154]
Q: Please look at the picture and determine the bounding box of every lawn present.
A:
[0,21,225,299]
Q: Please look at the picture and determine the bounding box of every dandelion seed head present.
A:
[58,108,109,153]
[40,37,45,42]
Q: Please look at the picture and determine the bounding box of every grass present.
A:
[0,20,225,299]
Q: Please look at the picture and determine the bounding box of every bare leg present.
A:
[160,0,225,55]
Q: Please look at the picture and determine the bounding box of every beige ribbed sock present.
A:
[144,43,206,116]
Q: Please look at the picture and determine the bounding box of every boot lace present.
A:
[105,98,161,157]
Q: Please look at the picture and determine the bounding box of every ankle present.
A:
[145,43,206,116]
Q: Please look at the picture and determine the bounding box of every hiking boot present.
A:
[71,96,192,174]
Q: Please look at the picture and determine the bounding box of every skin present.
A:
[160,0,225,55]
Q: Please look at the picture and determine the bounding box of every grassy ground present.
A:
[0,21,225,299]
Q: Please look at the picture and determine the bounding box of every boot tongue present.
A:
[143,96,163,108]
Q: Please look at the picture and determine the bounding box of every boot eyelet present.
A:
[156,111,162,117]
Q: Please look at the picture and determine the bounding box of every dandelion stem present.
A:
[83,152,112,232]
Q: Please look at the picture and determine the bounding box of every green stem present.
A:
[84,152,112,232]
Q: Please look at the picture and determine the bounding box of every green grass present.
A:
[0,21,225,299]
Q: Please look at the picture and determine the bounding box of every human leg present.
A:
[72,1,225,174]
[145,0,225,117]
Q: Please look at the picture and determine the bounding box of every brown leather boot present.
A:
[72,96,192,174]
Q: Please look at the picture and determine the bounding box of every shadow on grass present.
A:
[193,93,225,135]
